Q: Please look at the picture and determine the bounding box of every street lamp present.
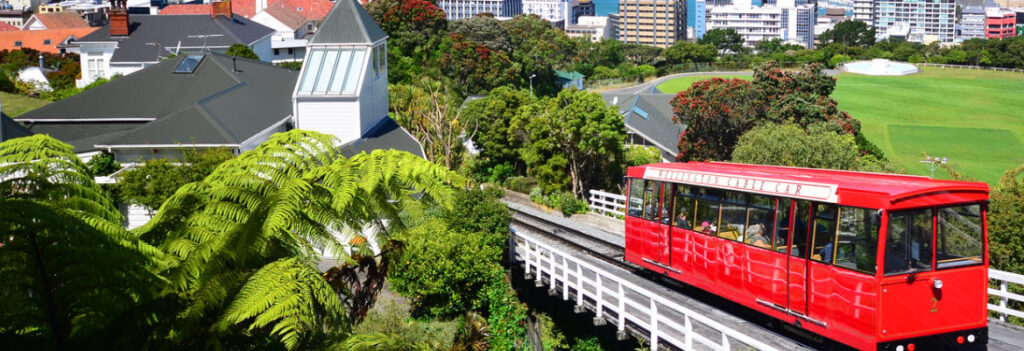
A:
[529,74,536,98]
[919,155,948,179]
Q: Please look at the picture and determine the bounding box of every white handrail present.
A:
[989,268,1024,321]
[588,189,626,218]
[915,63,1024,74]
[514,230,781,351]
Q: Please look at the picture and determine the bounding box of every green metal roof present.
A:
[555,70,585,80]
[309,0,387,45]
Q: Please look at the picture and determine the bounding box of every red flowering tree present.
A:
[438,33,519,97]
[670,78,765,161]
[365,0,447,83]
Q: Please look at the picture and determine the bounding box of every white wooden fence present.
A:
[586,189,1024,322]
[915,63,1024,74]
[588,189,626,217]
[990,269,1024,322]
[515,230,782,351]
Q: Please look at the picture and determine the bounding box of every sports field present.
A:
[656,68,1024,184]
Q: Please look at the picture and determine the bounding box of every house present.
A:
[20,12,91,30]
[0,8,33,28]
[292,0,391,146]
[0,28,98,53]
[251,0,333,63]
[37,0,111,27]
[71,1,275,87]
[602,92,684,162]
[555,70,584,90]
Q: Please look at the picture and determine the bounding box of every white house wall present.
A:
[76,42,116,88]
[121,203,153,230]
[359,53,388,136]
[295,100,362,144]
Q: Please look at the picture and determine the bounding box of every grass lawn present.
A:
[1,92,50,117]
[656,68,1024,184]
[656,74,752,94]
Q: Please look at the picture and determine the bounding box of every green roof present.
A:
[555,70,585,80]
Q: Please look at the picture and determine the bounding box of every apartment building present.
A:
[437,0,523,20]
[853,0,874,26]
[986,7,1017,38]
[961,6,987,40]
[873,0,955,43]
[706,0,815,48]
[687,0,706,39]
[565,15,614,41]
[523,0,570,27]
[617,0,686,48]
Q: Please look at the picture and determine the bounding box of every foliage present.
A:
[663,41,717,64]
[624,144,662,167]
[462,86,531,175]
[502,14,575,97]
[535,312,567,351]
[441,187,512,251]
[571,337,604,351]
[389,219,502,317]
[390,77,471,169]
[483,268,530,351]
[529,187,589,217]
[350,298,459,350]
[366,0,447,84]
[114,148,234,211]
[278,61,303,70]
[86,150,120,176]
[670,77,764,161]
[225,43,260,60]
[698,28,745,55]
[42,76,112,101]
[731,123,894,172]
[505,176,538,194]
[512,89,626,197]
[438,33,520,97]
[989,164,1024,275]
[819,20,876,47]
[449,15,511,52]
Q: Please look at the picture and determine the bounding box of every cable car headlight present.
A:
[968,334,976,343]
[933,279,943,289]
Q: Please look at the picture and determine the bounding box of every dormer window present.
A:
[297,48,365,95]
[14,41,21,47]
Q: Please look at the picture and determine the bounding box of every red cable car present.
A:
[624,162,989,351]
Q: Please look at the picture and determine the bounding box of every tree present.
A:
[670,78,765,161]
[698,28,745,55]
[513,89,626,197]
[731,123,892,172]
[620,43,663,66]
[437,33,520,97]
[115,148,234,211]
[819,20,876,48]
[663,41,717,64]
[86,150,120,176]
[365,0,447,84]
[225,43,260,60]
[449,15,511,52]
[989,164,1024,275]
[462,86,532,174]
[502,14,576,96]
[390,77,475,169]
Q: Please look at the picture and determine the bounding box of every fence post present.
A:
[618,283,626,332]
[1001,280,1009,322]
[576,262,584,307]
[562,256,570,300]
[596,274,604,319]
[650,298,658,351]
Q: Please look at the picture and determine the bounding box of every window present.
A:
[810,204,838,264]
[791,201,811,258]
[884,209,933,275]
[288,48,293,55]
[672,184,695,229]
[274,48,280,55]
[746,195,774,248]
[719,192,747,241]
[936,204,983,269]
[14,41,21,47]
[694,187,723,235]
[296,48,367,95]
[627,178,644,217]
[774,199,792,253]
[43,39,51,45]
[87,57,105,79]
[643,181,659,221]
[173,55,204,74]
[835,207,881,274]
[659,183,672,224]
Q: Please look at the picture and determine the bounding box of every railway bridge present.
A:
[505,196,1024,351]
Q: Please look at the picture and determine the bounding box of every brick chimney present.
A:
[109,9,130,36]
[211,0,232,19]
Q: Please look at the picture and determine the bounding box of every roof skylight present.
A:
[297,48,366,95]
[174,55,205,74]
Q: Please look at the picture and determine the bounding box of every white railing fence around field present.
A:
[989,269,1024,322]
[514,230,781,351]
[588,189,626,217]
[915,63,1024,74]
[585,189,1024,323]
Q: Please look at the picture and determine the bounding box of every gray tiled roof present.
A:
[16,53,298,152]
[1,113,32,142]
[602,93,684,161]
[339,117,425,159]
[309,0,387,45]
[76,14,275,63]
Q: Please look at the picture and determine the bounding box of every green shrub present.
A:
[278,61,303,70]
[571,337,604,351]
[505,176,537,194]
[442,187,511,250]
[352,298,458,350]
[551,192,588,216]
[484,268,530,351]
[487,162,516,184]
[624,144,661,167]
[86,151,120,176]
[390,219,502,317]
[536,312,567,351]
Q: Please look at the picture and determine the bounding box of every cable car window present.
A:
[835,207,880,274]
[719,191,747,241]
[810,204,838,264]
[936,204,984,269]
[659,183,672,224]
[884,209,934,276]
[643,181,658,221]
[672,184,695,230]
[791,201,811,258]
[746,195,774,249]
[694,187,723,235]
[627,178,644,217]
[774,199,792,253]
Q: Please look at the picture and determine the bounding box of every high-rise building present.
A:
[960,6,987,40]
[687,0,707,39]
[437,0,523,20]
[570,0,596,24]
[873,0,955,43]
[523,0,571,27]
[617,0,687,48]
[608,12,622,39]
[853,0,874,27]
[706,0,815,48]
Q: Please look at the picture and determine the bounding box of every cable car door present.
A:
[787,200,812,316]
[656,183,673,268]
